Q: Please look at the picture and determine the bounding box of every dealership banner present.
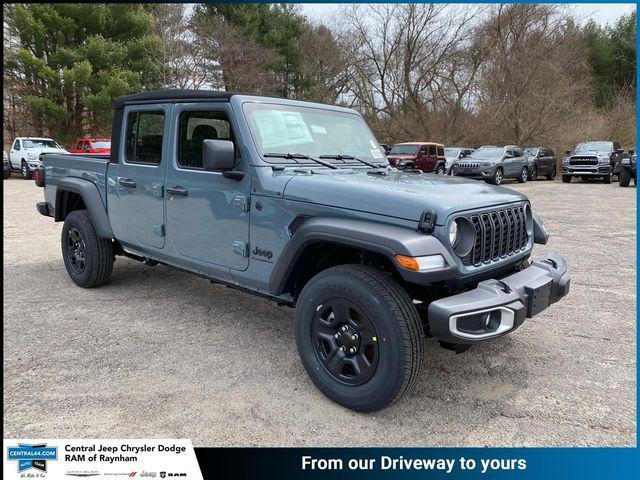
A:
[3,439,202,479]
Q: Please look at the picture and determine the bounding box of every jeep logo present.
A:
[252,246,273,260]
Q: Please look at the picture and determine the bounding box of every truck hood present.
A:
[282,170,527,224]
[25,147,67,157]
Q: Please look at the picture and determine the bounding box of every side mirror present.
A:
[203,139,235,171]
[630,150,635,155]
[565,150,571,155]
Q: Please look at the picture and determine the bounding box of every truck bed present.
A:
[42,153,111,212]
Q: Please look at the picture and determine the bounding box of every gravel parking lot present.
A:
[3,175,636,446]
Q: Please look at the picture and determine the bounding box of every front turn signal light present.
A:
[394,254,447,272]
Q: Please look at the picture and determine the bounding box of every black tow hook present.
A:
[545,257,558,269]
[496,280,512,294]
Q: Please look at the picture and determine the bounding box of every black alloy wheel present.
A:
[66,227,86,274]
[311,299,379,386]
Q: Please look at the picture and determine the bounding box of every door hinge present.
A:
[233,241,249,257]
[233,195,249,212]
[153,224,165,237]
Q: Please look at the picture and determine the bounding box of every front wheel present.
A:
[295,264,424,412]
[21,161,32,179]
[489,167,503,185]
[603,171,612,184]
[61,210,114,288]
[517,166,528,183]
[562,174,571,183]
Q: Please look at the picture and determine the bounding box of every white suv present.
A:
[9,137,67,179]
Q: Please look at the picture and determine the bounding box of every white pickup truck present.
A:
[9,137,67,179]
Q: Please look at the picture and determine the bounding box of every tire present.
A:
[517,166,528,183]
[529,166,537,181]
[603,171,612,184]
[489,167,503,185]
[3,169,9,179]
[619,168,631,187]
[61,210,114,288]
[435,164,445,175]
[546,166,556,181]
[295,264,424,412]
[562,175,571,183]
[21,161,32,180]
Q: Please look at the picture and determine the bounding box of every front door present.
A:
[107,105,169,250]
[165,104,250,271]
[9,139,21,168]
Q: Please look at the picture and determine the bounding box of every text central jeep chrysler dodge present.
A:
[36,90,570,411]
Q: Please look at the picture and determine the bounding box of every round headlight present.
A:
[448,220,459,247]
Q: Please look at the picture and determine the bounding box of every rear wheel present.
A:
[619,168,631,187]
[61,210,114,288]
[562,175,571,183]
[517,166,528,183]
[546,166,556,181]
[295,264,423,412]
[435,164,445,175]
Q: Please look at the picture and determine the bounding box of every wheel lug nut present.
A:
[349,347,357,354]
[340,346,346,352]
[341,325,348,332]
[334,332,341,339]
[351,334,358,341]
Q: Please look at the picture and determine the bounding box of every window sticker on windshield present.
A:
[370,149,384,159]
[310,124,327,134]
[253,110,314,150]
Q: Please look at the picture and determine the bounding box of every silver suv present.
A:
[452,145,529,185]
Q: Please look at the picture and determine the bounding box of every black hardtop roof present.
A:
[114,89,251,108]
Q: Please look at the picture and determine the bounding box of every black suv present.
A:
[525,147,557,181]
[619,148,636,187]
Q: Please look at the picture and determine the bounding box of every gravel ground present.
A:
[3,174,636,446]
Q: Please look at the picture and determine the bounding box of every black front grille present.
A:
[457,162,479,169]
[569,157,598,166]
[460,205,529,266]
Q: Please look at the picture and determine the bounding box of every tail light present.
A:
[34,165,45,187]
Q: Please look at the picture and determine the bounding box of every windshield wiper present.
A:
[263,152,337,169]
[319,154,380,168]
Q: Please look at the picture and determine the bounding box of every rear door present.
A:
[164,103,250,271]
[107,105,170,250]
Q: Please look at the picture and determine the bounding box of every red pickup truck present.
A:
[387,142,447,174]
[69,138,111,154]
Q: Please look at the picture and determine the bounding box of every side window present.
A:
[13,140,20,151]
[125,111,165,165]
[74,141,82,151]
[613,142,621,152]
[429,145,437,155]
[178,110,233,169]
[420,146,427,156]
[437,146,444,156]
[513,148,523,158]
[83,141,90,152]
[547,148,555,157]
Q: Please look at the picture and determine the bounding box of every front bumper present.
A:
[562,165,611,175]
[428,252,570,344]
[452,166,494,179]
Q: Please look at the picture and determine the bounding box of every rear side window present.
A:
[437,146,444,156]
[125,111,165,165]
[429,145,437,155]
[178,110,233,169]
[420,146,427,155]
[547,148,555,157]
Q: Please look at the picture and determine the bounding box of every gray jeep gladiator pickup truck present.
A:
[36,90,570,412]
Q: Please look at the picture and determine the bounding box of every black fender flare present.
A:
[55,177,114,238]
[269,217,458,294]
[532,212,549,245]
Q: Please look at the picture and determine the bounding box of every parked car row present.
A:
[4,137,111,179]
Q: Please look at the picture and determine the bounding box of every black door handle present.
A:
[118,178,137,188]
[166,186,188,196]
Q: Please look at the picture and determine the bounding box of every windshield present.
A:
[389,145,419,155]
[23,139,60,149]
[468,147,504,160]
[243,103,386,165]
[525,148,538,156]
[574,141,612,153]
[91,141,111,149]
[444,148,460,158]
